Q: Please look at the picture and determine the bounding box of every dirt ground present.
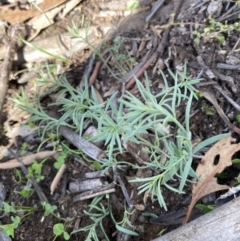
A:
[1,0,240,240]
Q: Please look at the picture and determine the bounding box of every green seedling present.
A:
[12,63,228,210]
[121,68,228,209]
[67,20,124,81]
[2,202,17,213]
[19,187,34,198]
[194,17,240,44]
[42,202,57,216]
[53,223,70,241]
[14,169,23,184]
[16,159,45,198]
[1,201,68,239]
[0,202,37,238]
[20,142,30,155]
[37,131,60,151]
[72,195,141,240]
[201,103,216,116]
[54,148,68,169]
[2,202,37,216]
[41,202,67,222]
[90,161,103,170]
[27,159,45,183]
[71,196,110,241]
[0,216,21,238]
[108,37,136,76]
[236,115,240,123]
[110,207,139,236]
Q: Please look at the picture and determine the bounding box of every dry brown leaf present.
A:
[27,4,65,41]
[0,150,57,169]
[183,135,240,224]
[135,204,145,211]
[0,0,67,24]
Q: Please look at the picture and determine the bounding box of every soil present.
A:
[1,0,240,240]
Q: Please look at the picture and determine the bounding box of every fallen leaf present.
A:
[27,4,65,41]
[135,204,145,211]
[5,125,38,139]
[0,0,67,24]
[183,135,240,224]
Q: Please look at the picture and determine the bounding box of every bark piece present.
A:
[152,196,240,241]
[69,178,103,193]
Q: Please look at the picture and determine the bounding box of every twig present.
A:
[145,0,167,23]
[0,24,25,121]
[89,61,101,85]
[216,3,240,22]
[217,63,240,70]
[50,164,67,195]
[0,150,57,169]
[59,125,105,161]
[202,91,240,135]
[72,183,115,202]
[80,54,95,84]
[117,174,133,208]
[47,111,105,161]
[213,85,240,112]
[8,149,48,203]
[211,69,234,86]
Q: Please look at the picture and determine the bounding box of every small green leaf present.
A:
[1,223,15,238]
[218,36,225,44]
[53,223,64,236]
[216,171,229,179]
[236,114,240,123]
[127,0,140,10]
[195,204,215,214]
[28,122,35,128]
[232,158,240,164]
[2,202,16,213]
[54,151,67,169]
[12,216,21,228]
[63,231,70,240]
[0,216,21,238]
[90,161,103,170]
[19,188,34,198]
[42,202,57,216]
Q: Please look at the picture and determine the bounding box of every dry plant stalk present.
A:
[0,150,57,169]
[50,163,66,194]
[0,24,25,122]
